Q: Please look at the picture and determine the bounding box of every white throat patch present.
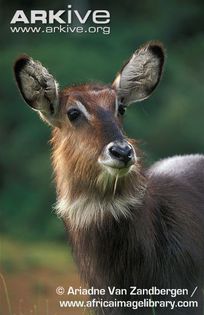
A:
[55,191,144,229]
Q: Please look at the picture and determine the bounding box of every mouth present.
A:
[98,158,135,177]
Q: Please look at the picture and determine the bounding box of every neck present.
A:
[55,168,147,229]
[63,190,156,290]
[55,170,153,289]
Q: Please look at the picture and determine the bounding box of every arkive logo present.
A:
[10,5,111,35]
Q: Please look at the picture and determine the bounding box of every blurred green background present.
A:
[1,0,204,314]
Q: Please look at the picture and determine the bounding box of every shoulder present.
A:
[147,154,204,179]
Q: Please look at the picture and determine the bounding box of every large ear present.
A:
[14,55,60,126]
[112,41,165,105]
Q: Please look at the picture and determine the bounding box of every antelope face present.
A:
[14,41,165,192]
[57,84,137,180]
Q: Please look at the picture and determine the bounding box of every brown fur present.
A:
[50,85,204,315]
[51,85,144,200]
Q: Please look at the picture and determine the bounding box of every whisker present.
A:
[113,174,119,197]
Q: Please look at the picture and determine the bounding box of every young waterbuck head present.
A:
[14,41,165,226]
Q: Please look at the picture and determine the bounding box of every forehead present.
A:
[60,84,117,111]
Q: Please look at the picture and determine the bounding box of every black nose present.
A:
[109,143,134,165]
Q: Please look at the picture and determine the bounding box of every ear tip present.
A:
[14,54,32,76]
[148,40,165,48]
[147,40,166,61]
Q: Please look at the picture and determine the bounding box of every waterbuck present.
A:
[14,41,204,315]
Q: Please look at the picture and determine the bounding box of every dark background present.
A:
[1,1,204,314]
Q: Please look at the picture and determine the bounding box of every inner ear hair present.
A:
[14,55,59,126]
[113,40,165,105]
[14,55,58,114]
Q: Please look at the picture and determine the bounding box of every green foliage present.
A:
[0,237,74,272]
[1,0,204,241]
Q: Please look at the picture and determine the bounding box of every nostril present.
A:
[109,145,133,164]
[125,147,133,162]
[109,146,122,159]
[127,148,133,159]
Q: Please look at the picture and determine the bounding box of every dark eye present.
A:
[67,108,81,122]
[118,105,126,116]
